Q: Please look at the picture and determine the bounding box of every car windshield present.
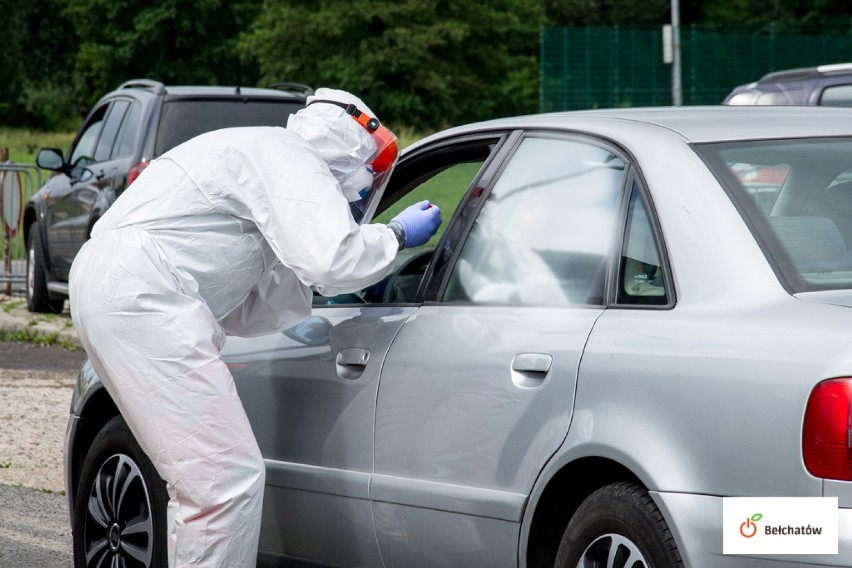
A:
[155,99,303,156]
[696,137,852,292]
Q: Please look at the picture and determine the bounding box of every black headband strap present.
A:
[307,99,363,119]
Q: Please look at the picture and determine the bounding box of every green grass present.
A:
[0,127,76,164]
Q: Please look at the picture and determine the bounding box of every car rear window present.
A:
[155,99,304,156]
[696,138,852,292]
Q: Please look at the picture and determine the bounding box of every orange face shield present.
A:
[307,99,399,173]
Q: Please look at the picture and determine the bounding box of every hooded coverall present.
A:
[69,89,419,566]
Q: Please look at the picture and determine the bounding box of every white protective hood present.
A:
[287,88,378,202]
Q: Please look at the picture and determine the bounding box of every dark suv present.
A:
[723,62,852,106]
[24,79,311,312]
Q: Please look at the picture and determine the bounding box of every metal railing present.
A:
[1,159,42,296]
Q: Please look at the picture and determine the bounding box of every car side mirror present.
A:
[36,148,65,171]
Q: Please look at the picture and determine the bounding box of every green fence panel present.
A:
[541,26,852,111]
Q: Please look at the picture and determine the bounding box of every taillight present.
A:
[127,160,150,186]
[802,378,852,481]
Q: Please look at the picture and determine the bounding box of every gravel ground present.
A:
[0,367,76,492]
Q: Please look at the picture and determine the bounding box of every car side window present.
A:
[312,138,498,306]
[442,136,625,306]
[617,186,669,305]
[114,101,142,159]
[819,84,852,107]
[70,105,108,166]
[94,100,130,161]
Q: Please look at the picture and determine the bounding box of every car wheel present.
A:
[73,416,168,568]
[554,481,683,568]
[26,228,63,313]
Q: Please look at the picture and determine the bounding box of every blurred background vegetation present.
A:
[2,0,852,136]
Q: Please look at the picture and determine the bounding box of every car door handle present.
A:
[336,348,370,380]
[511,353,553,388]
[337,348,370,366]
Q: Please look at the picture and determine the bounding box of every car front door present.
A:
[371,133,629,567]
[228,132,511,567]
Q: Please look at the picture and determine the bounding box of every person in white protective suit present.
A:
[69,88,442,567]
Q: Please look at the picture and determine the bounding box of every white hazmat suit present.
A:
[69,88,437,566]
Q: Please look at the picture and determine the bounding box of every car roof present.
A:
[409,105,852,150]
[758,62,852,84]
[161,86,307,100]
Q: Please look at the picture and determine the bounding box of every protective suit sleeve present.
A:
[218,262,313,337]
[177,128,399,298]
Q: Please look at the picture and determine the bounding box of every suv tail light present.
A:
[802,378,852,481]
[128,160,150,186]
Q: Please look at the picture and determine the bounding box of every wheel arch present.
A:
[522,457,642,568]
[67,386,120,518]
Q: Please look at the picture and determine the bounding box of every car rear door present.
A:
[371,132,629,567]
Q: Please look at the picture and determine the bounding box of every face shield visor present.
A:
[307,99,399,223]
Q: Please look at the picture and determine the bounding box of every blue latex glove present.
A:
[390,200,442,248]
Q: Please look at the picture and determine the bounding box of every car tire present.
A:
[73,416,168,568]
[26,228,64,313]
[554,481,684,568]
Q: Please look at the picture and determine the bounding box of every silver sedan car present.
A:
[66,106,852,567]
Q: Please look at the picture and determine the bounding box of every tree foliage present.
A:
[544,0,669,27]
[4,0,852,131]
[61,0,263,108]
[239,0,544,130]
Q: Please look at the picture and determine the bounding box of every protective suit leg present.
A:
[70,230,265,568]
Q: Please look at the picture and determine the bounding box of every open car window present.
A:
[313,134,506,305]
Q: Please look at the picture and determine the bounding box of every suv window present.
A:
[70,105,108,165]
[94,100,129,161]
[443,136,625,305]
[155,99,304,156]
[114,101,141,158]
[819,84,852,107]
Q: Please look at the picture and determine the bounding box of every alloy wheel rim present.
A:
[576,533,649,568]
[83,453,154,567]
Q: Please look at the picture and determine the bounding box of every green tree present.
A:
[544,0,669,26]
[62,0,264,108]
[239,0,544,131]
[695,0,852,34]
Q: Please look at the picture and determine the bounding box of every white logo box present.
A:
[723,497,838,555]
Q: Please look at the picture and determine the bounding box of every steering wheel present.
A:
[383,248,434,303]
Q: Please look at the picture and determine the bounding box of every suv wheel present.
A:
[73,416,168,568]
[26,229,63,313]
[554,481,684,568]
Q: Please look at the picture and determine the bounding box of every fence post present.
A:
[1,147,10,296]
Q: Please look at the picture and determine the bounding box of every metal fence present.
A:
[1,162,41,295]
[540,26,852,112]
